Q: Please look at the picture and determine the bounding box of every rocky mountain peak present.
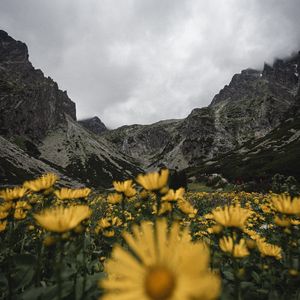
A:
[0,30,76,140]
[78,116,107,135]
[0,30,29,63]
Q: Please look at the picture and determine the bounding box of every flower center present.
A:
[144,266,176,300]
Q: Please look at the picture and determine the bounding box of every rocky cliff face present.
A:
[78,116,107,135]
[0,30,142,187]
[103,52,300,173]
[0,30,76,140]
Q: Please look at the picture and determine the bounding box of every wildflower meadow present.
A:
[1,170,300,299]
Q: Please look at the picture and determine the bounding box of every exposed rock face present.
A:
[38,116,143,187]
[78,116,107,135]
[0,30,142,187]
[0,30,76,140]
[0,136,81,187]
[104,52,300,173]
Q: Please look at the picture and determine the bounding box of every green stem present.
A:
[57,240,64,300]
[7,219,14,300]
[35,242,44,286]
[81,234,87,300]
[156,192,161,216]
[121,197,126,224]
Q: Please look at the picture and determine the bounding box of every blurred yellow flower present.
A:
[153,202,172,215]
[274,215,291,227]
[177,199,197,216]
[0,202,12,212]
[219,236,249,258]
[207,224,223,234]
[136,169,169,192]
[212,205,251,229]
[0,220,7,232]
[0,186,27,201]
[0,211,9,220]
[34,205,91,233]
[113,179,136,198]
[161,187,185,203]
[100,219,220,300]
[24,173,59,192]
[107,193,122,204]
[272,194,300,215]
[256,239,282,260]
[54,187,91,200]
[14,209,27,220]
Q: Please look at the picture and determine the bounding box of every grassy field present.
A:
[1,171,300,299]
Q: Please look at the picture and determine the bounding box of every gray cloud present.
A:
[0,0,300,128]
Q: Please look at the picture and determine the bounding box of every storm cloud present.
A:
[1,0,300,128]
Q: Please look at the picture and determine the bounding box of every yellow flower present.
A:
[97,218,111,229]
[0,220,7,232]
[212,205,251,229]
[271,194,300,215]
[103,230,115,238]
[107,193,123,204]
[207,224,223,234]
[291,219,300,225]
[113,180,136,198]
[274,215,291,227]
[136,169,169,192]
[54,187,91,200]
[161,188,185,203]
[219,236,250,258]
[0,186,27,201]
[24,173,59,192]
[14,209,27,220]
[153,202,172,215]
[34,205,91,233]
[256,239,282,260]
[0,211,9,220]
[15,201,32,210]
[177,199,197,216]
[100,219,220,300]
[0,202,12,212]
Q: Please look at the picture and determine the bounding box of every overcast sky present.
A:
[1,0,300,128]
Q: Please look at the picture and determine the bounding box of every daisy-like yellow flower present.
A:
[161,188,185,203]
[153,202,172,216]
[95,217,122,235]
[100,219,220,300]
[34,205,91,233]
[177,199,197,216]
[219,236,250,258]
[23,173,59,192]
[107,193,123,204]
[274,215,291,227]
[212,205,252,229]
[0,186,27,201]
[0,202,12,212]
[256,239,282,260]
[207,224,223,234]
[136,169,169,192]
[0,220,7,232]
[113,180,136,198]
[271,194,300,215]
[54,187,91,200]
[14,209,27,220]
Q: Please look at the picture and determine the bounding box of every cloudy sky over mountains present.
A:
[1,0,300,128]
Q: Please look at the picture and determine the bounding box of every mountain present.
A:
[1,29,299,186]
[0,30,142,187]
[103,51,300,179]
[78,116,107,135]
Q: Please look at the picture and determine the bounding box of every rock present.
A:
[0,29,76,141]
[78,116,107,135]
